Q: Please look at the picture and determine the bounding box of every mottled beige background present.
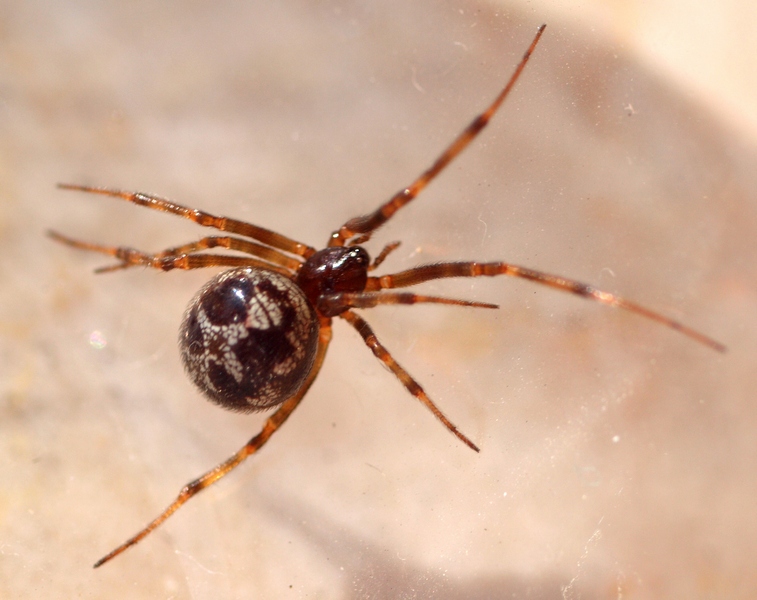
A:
[1,1,755,598]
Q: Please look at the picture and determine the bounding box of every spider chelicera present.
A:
[50,24,725,568]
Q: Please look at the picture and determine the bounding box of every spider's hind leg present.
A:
[93,317,333,568]
[57,183,316,258]
[48,231,295,276]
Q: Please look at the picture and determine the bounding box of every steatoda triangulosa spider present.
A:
[49,25,725,568]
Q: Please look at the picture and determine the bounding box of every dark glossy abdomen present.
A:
[179,267,319,412]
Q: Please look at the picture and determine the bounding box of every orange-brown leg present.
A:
[137,235,302,271]
[329,24,546,247]
[367,261,726,352]
[368,241,401,271]
[57,183,316,259]
[94,318,333,568]
[48,231,295,277]
[339,309,479,452]
[317,291,497,317]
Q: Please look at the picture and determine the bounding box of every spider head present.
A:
[296,246,370,311]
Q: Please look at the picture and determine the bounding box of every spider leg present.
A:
[57,183,316,259]
[48,231,295,277]
[329,24,546,247]
[93,317,333,568]
[139,235,303,271]
[368,241,401,271]
[340,309,479,452]
[368,261,726,352]
[318,291,497,317]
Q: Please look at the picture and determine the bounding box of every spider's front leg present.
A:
[366,260,726,352]
[328,24,546,247]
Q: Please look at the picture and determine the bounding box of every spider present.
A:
[50,24,724,568]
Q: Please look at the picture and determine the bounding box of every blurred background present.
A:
[1,0,755,598]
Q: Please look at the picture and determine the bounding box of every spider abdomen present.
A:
[179,267,319,412]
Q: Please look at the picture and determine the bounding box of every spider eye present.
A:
[179,268,319,412]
